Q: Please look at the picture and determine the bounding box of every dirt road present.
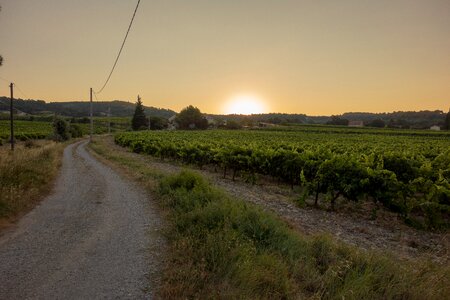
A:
[0,141,163,299]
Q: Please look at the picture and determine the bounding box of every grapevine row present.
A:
[115,130,450,229]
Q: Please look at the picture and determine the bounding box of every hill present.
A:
[210,113,329,125]
[0,97,176,118]
[212,110,446,129]
[341,111,446,128]
[0,97,446,129]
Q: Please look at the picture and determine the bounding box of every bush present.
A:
[69,124,83,138]
[225,120,242,130]
[52,118,70,141]
[366,119,386,128]
[149,116,168,130]
[326,116,349,126]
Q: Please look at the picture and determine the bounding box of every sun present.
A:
[224,94,268,115]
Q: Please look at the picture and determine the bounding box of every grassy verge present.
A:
[89,138,450,299]
[0,140,65,227]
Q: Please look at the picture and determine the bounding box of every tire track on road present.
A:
[0,141,163,299]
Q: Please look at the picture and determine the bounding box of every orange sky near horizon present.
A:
[0,0,449,116]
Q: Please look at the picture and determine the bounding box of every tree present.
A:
[326,116,349,126]
[131,96,148,130]
[149,116,168,130]
[175,105,208,130]
[225,120,242,130]
[366,119,385,128]
[445,109,450,130]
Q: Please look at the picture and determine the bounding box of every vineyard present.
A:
[116,128,450,230]
[0,118,130,143]
[0,120,53,141]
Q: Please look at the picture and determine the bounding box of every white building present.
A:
[167,115,178,130]
[430,125,441,131]
[348,121,364,127]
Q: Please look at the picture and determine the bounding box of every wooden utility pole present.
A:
[90,88,93,142]
[108,106,111,134]
[9,83,14,151]
[143,96,150,131]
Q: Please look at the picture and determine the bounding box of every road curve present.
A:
[0,141,163,299]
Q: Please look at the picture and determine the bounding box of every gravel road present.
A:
[0,141,163,300]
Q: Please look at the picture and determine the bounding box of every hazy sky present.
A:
[0,0,449,115]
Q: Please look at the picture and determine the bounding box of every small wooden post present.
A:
[90,88,93,142]
[9,83,14,151]
[108,106,111,134]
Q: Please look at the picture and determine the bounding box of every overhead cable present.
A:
[95,0,141,94]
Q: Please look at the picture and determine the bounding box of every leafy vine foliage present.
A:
[116,129,450,230]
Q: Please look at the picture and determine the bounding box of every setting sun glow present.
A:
[224,94,268,115]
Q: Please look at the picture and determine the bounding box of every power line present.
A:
[0,75,10,83]
[13,83,29,99]
[95,0,141,94]
[0,77,29,99]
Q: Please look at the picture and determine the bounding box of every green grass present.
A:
[158,171,449,299]
[89,137,450,299]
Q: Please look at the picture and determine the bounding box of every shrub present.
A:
[69,124,83,138]
[53,118,70,141]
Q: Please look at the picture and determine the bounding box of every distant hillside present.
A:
[212,110,446,129]
[0,97,176,118]
[0,97,446,129]
[210,113,330,125]
[341,111,446,128]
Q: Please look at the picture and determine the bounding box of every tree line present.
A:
[132,100,209,131]
[327,112,450,130]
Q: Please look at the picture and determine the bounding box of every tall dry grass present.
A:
[0,141,64,221]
